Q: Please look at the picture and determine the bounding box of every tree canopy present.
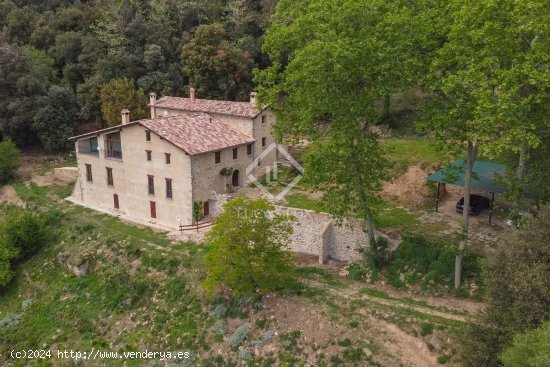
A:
[0,0,277,149]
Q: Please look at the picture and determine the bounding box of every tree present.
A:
[500,322,550,367]
[256,0,424,249]
[33,85,78,151]
[0,140,21,184]
[304,123,388,252]
[202,197,295,298]
[418,0,549,288]
[181,23,255,101]
[100,78,147,127]
[460,206,550,366]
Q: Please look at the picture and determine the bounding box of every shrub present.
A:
[420,323,434,336]
[0,141,21,183]
[0,207,53,288]
[387,236,479,289]
[202,197,296,297]
[500,321,550,367]
[229,324,249,349]
[460,206,550,366]
[0,207,53,260]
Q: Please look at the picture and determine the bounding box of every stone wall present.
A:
[54,167,78,183]
[209,192,368,263]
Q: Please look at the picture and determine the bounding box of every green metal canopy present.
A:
[427,160,507,193]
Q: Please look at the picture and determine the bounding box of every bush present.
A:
[460,206,550,366]
[202,197,296,297]
[0,207,53,288]
[500,321,550,367]
[0,141,21,183]
[229,324,249,349]
[387,236,479,289]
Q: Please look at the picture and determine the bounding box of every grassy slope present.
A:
[0,174,471,366]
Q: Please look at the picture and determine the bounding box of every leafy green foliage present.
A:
[461,206,550,366]
[202,197,295,297]
[0,207,53,288]
[388,236,480,289]
[181,23,255,101]
[100,78,147,126]
[0,141,21,183]
[33,85,78,150]
[500,322,550,367]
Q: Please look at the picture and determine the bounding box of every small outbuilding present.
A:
[426,160,507,224]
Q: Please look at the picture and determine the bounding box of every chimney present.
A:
[121,109,130,125]
[189,87,196,101]
[250,92,257,106]
[149,92,157,119]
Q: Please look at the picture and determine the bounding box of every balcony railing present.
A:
[78,146,99,156]
[105,149,122,159]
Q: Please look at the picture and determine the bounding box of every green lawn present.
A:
[380,137,462,176]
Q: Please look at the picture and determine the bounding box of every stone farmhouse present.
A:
[69,90,277,229]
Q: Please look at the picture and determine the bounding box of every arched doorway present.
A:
[232,169,240,187]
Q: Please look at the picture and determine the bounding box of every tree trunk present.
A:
[455,140,477,289]
[515,146,528,208]
[366,213,375,249]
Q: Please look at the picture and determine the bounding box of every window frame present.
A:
[106,167,113,186]
[146,150,152,161]
[262,137,266,147]
[165,178,173,199]
[247,143,253,155]
[105,132,122,159]
[85,164,93,182]
[261,115,266,124]
[165,153,171,164]
[145,130,151,142]
[147,175,155,195]
[233,148,238,160]
[214,151,221,164]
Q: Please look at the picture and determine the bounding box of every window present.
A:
[150,201,156,218]
[106,167,113,186]
[262,115,266,124]
[148,175,154,195]
[113,194,119,209]
[233,148,238,159]
[262,137,266,147]
[203,201,210,217]
[247,143,253,155]
[165,178,173,199]
[214,151,221,164]
[85,164,93,182]
[145,130,151,141]
[146,150,152,161]
[105,132,122,159]
[89,137,98,153]
[165,153,171,164]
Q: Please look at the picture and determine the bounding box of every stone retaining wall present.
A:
[210,192,369,263]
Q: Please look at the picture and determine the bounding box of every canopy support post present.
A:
[489,192,495,224]
[436,182,441,212]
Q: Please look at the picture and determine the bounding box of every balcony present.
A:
[78,146,99,156]
[105,132,122,160]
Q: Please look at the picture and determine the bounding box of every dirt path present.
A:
[367,315,439,367]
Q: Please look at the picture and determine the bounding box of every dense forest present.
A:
[0,0,277,150]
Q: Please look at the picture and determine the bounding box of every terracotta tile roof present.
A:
[153,96,264,118]
[137,114,255,155]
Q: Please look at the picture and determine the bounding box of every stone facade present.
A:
[70,95,278,228]
[72,123,194,228]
